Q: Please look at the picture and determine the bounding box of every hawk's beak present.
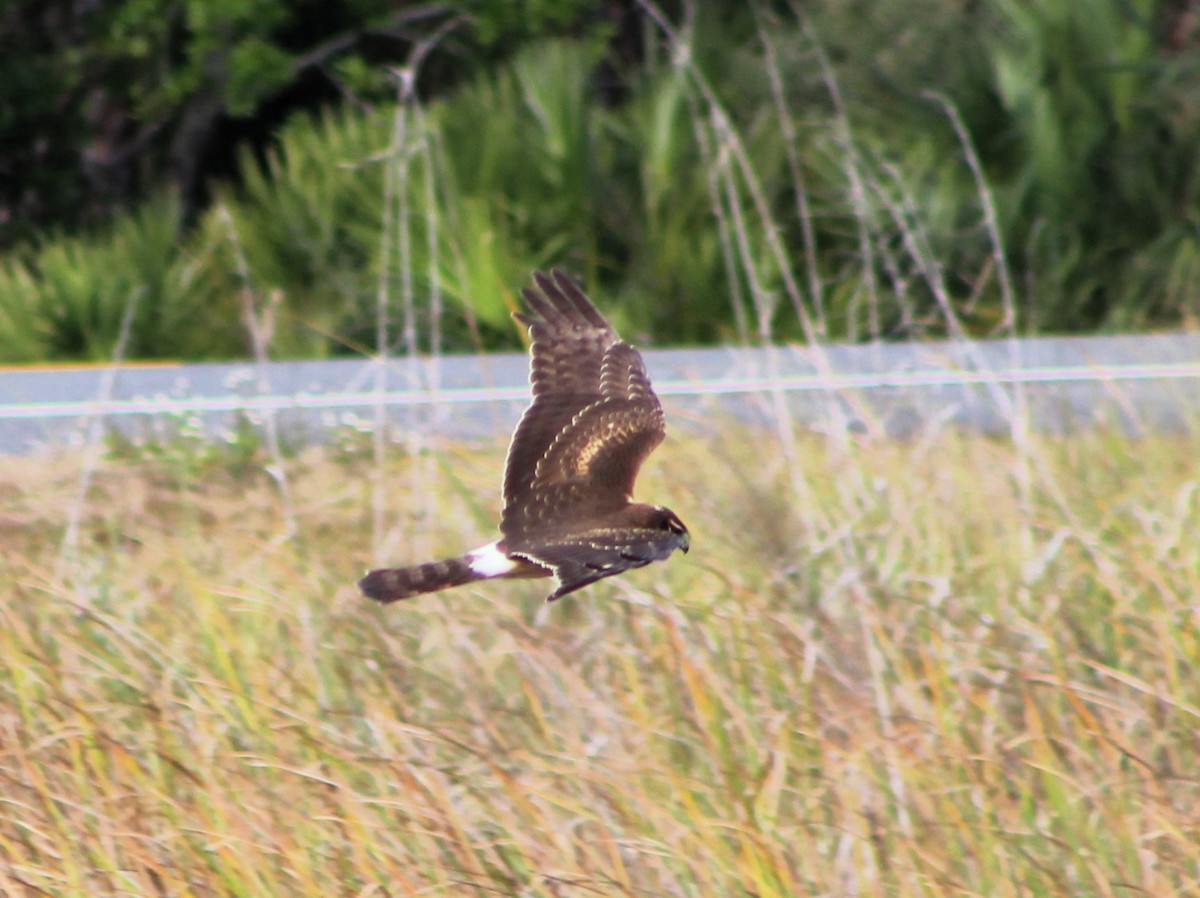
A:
[680,533,690,553]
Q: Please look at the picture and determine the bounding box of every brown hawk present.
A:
[359,269,689,604]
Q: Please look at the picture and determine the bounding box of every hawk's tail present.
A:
[358,556,483,603]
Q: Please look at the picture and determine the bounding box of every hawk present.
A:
[359,269,689,604]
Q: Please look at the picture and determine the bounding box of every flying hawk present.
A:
[359,269,689,604]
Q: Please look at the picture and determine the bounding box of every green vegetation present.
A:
[0,0,598,244]
[3,423,1198,893]
[2,1,1199,364]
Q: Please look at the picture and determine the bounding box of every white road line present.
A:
[3,362,1199,421]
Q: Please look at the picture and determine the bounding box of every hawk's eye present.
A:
[662,514,686,535]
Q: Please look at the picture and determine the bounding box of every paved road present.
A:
[2,334,1198,454]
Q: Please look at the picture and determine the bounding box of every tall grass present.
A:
[2,424,1198,894]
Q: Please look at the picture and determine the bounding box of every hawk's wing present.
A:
[501,270,665,541]
[513,525,681,601]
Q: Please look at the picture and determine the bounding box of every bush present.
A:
[0,195,243,361]
[3,1,1200,364]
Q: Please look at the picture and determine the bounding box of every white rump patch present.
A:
[467,541,521,577]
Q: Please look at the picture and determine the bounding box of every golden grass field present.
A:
[2,419,1199,896]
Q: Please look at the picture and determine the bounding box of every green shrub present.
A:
[0,195,242,362]
[4,1,1200,364]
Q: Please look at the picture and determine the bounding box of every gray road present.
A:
[2,333,1199,455]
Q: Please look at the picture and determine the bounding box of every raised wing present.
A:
[501,270,665,541]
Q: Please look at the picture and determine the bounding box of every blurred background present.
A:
[3,0,1199,364]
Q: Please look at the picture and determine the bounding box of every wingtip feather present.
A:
[547,270,593,319]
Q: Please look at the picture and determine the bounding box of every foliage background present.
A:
[2,0,1199,363]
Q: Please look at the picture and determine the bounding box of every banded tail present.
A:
[358,556,483,603]
[358,541,547,603]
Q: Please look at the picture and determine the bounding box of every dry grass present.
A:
[2,421,1199,896]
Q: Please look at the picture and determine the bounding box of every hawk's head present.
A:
[649,505,690,554]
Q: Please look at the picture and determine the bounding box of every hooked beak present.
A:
[680,532,690,554]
